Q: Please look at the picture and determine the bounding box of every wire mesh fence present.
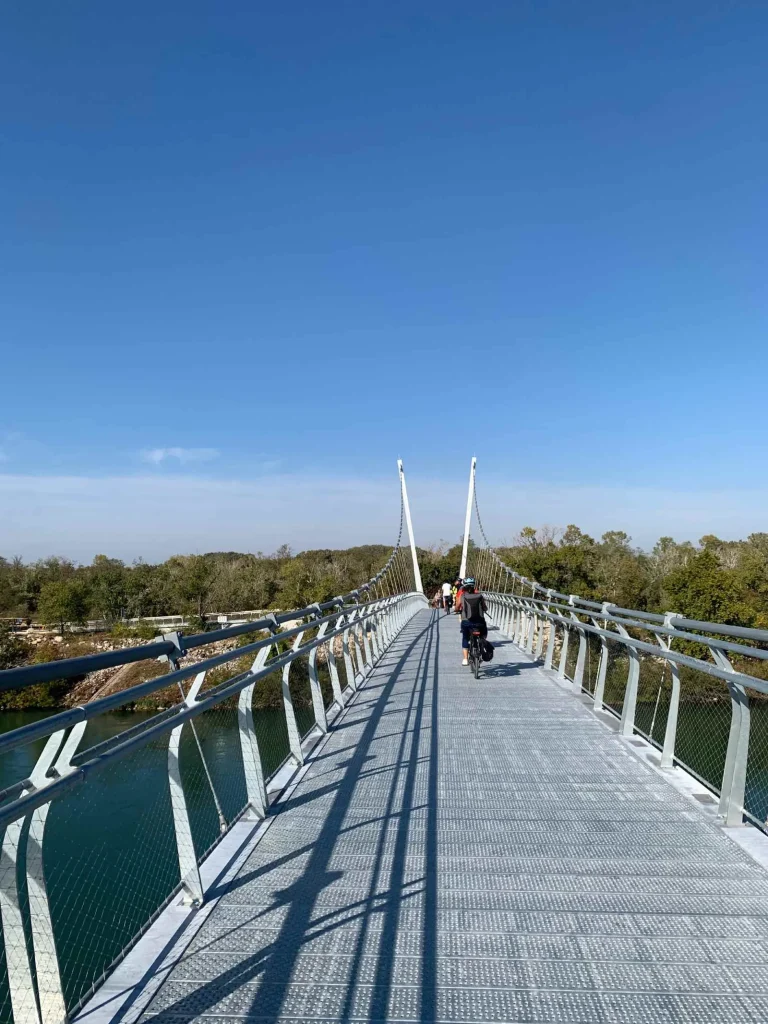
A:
[563,623,580,682]
[744,688,768,828]
[317,648,335,712]
[600,637,631,718]
[582,633,601,695]
[45,729,180,1015]
[673,667,733,797]
[631,635,672,745]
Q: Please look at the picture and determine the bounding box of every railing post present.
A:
[346,596,370,683]
[238,642,271,819]
[659,612,682,770]
[340,610,357,692]
[616,623,640,737]
[544,622,556,670]
[1,816,42,1024]
[375,598,390,649]
[518,598,528,643]
[359,610,374,670]
[389,595,400,640]
[368,602,382,662]
[502,595,512,636]
[592,603,611,712]
[306,607,329,734]
[524,595,534,650]
[535,593,548,659]
[557,609,570,681]
[168,666,207,905]
[526,589,536,655]
[390,600,399,636]
[27,724,86,1024]
[714,648,750,827]
[0,731,68,1024]
[571,601,586,694]
[282,633,307,765]
[325,628,345,708]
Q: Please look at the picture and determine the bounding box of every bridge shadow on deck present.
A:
[147,612,440,1024]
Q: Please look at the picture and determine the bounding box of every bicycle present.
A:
[467,628,484,679]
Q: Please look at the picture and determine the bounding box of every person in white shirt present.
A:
[441,581,452,614]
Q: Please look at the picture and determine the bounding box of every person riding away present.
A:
[441,581,453,613]
[453,578,464,615]
[460,578,488,666]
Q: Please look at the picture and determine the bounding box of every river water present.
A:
[0,706,315,1023]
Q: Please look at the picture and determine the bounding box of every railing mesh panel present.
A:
[744,687,768,827]
[44,730,180,1015]
[600,637,630,718]
[672,667,731,795]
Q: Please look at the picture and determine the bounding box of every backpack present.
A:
[481,640,494,662]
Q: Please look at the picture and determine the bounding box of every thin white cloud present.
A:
[0,471,765,562]
[141,447,220,466]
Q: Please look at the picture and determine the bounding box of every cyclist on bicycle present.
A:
[460,577,488,666]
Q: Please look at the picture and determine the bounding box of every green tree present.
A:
[167,555,216,622]
[37,579,90,632]
[596,532,649,608]
[664,549,745,624]
[88,555,127,623]
[125,560,170,618]
[278,554,336,607]
[419,542,462,596]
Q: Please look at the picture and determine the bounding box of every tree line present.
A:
[423,527,768,629]
[2,526,767,639]
[0,545,393,633]
[494,526,768,627]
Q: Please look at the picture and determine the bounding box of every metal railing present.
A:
[464,461,768,837]
[6,611,282,636]
[0,468,427,1024]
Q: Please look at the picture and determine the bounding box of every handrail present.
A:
[0,593,387,758]
[501,593,768,663]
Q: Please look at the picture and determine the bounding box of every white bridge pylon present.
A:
[459,456,476,579]
[397,460,423,594]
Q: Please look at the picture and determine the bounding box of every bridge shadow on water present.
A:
[149,612,440,1024]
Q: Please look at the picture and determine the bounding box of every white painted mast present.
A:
[459,456,476,579]
[397,460,423,593]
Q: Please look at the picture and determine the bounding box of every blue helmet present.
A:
[463,577,476,587]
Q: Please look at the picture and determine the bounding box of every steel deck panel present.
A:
[138,610,768,1023]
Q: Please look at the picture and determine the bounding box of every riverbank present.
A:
[0,625,337,712]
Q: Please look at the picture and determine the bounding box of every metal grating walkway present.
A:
[138,609,768,1023]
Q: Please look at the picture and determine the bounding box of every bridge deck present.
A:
[138,609,768,1023]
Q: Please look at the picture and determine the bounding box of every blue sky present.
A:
[2,2,767,559]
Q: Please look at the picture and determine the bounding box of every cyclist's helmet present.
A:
[463,577,476,588]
